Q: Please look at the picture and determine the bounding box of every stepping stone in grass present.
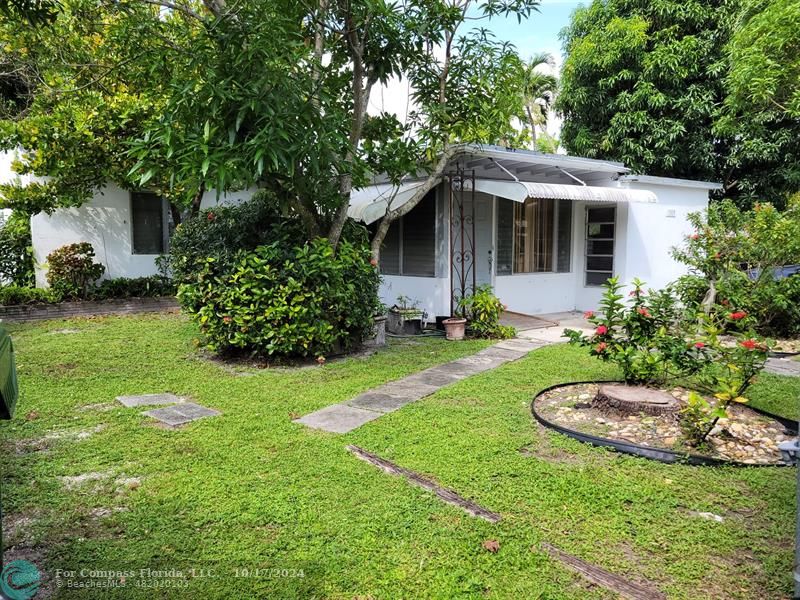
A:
[116,393,183,408]
[143,403,221,427]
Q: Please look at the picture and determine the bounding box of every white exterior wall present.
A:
[617,183,708,291]
[30,184,255,287]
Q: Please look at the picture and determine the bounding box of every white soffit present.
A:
[473,179,658,204]
[348,181,429,225]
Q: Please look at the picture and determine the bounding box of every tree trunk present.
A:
[369,145,459,262]
[526,105,537,148]
[169,202,183,227]
[701,279,716,314]
[189,181,206,217]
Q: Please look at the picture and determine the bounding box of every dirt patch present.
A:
[59,471,114,490]
[44,362,78,376]
[518,438,585,465]
[1,511,38,547]
[15,425,107,454]
[535,383,795,465]
[78,402,117,412]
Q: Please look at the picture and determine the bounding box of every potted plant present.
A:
[387,296,424,335]
[442,314,467,340]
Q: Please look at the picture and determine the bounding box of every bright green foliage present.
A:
[717,0,800,206]
[45,242,105,299]
[672,200,800,336]
[458,284,515,339]
[558,0,800,207]
[558,0,730,182]
[0,284,55,304]
[0,210,33,285]
[0,0,194,214]
[564,277,685,384]
[178,238,380,358]
[727,0,800,118]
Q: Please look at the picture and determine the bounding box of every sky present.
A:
[481,0,585,68]
[368,0,586,139]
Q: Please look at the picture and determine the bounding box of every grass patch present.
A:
[0,313,796,599]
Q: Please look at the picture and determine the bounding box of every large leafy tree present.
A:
[0,0,203,219]
[558,0,800,208]
[128,0,536,252]
[1,0,535,255]
[717,0,800,206]
[558,0,732,184]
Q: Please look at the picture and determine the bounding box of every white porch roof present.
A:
[348,178,656,224]
[473,179,657,204]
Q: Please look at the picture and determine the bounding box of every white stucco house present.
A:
[3,145,721,318]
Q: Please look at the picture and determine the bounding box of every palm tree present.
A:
[520,53,557,149]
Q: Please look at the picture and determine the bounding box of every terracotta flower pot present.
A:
[443,317,467,341]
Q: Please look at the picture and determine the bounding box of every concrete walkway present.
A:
[296,313,592,434]
[296,337,551,433]
[765,357,800,377]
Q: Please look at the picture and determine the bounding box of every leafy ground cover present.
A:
[0,314,797,598]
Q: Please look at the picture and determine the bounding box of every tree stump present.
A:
[592,384,681,417]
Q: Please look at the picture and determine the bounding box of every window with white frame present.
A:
[585,206,615,286]
[496,197,572,275]
[131,192,169,255]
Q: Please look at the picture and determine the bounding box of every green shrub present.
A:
[178,237,380,358]
[0,285,57,305]
[45,242,105,299]
[168,192,299,284]
[458,285,515,339]
[564,277,685,385]
[91,276,176,300]
[565,277,769,445]
[672,199,800,337]
[0,212,34,286]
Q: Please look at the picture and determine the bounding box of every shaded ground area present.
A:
[0,313,797,598]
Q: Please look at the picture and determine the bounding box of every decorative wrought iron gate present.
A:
[449,167,476,315]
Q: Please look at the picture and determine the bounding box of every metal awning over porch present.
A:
[348,178,657,224]
[472,179,657,204]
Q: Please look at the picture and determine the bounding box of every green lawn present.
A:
[1,313,797,599]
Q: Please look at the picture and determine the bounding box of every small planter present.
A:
[443,317,467,341]
[387,307,424,335]
[365,315,387,347]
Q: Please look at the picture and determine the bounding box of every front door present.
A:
[474,193,494,288]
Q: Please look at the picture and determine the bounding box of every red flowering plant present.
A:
[563,277,684,385]
[679,312,770,443]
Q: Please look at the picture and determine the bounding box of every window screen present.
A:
[131,192,165,255]
[556,199,572,273]
[585,206,615,286]
[401,192,435,276]
[379,191,436,277]
[380,220,401,275]
[496,198,514,275]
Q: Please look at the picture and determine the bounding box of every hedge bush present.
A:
[0,286,57,305]
[168,192,299,284]
[178,237,381,358]
[0,212,34,286]
[45,242,105,299]
[672,200,800,337]
[91,276,176,300]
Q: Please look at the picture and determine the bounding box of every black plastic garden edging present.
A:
[531,380,798,468]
